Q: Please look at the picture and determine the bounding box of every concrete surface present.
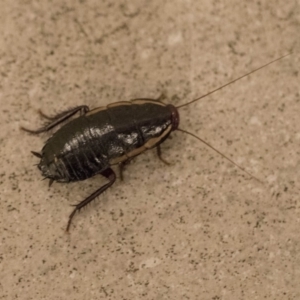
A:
[1,0,300,299]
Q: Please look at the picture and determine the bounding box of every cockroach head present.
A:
[167,104,180,131]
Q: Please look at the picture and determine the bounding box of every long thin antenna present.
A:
[177,53,291,109]
[177,128,263,183]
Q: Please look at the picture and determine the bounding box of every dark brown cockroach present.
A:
[22,54,290,231]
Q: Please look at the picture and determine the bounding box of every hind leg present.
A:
[21,105,89,134]
[66,168,116,232]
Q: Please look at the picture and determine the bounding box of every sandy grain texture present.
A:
[1,1,299,299]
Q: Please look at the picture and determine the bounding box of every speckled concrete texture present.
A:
[1,1,300,299]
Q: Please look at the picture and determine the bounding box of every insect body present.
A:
[24,100,179,230]
[38,101,178,182]
[22,54,290,231]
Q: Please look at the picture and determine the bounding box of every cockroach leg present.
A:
[38,109,57,120]
[156,145,171,165]
[31,151,42,158]
[66,168,116,232]
[39,105,90,120]
[21,105,90,134]
[48,179,54,187]
[118,158,133,181]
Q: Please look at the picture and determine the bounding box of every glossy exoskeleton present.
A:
[22,54,290,231]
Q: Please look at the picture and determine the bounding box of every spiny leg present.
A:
[21,105,89,134]
[38,105,89,120]
[156,145,171,165]
[66,168,116,232]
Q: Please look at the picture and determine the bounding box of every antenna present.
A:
[177,128,263,183]
[177,53,291,109]
[174,53,293,182]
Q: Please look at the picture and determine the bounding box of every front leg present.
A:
[156,145,171,165]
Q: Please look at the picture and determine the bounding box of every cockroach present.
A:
[22,54,290,231]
